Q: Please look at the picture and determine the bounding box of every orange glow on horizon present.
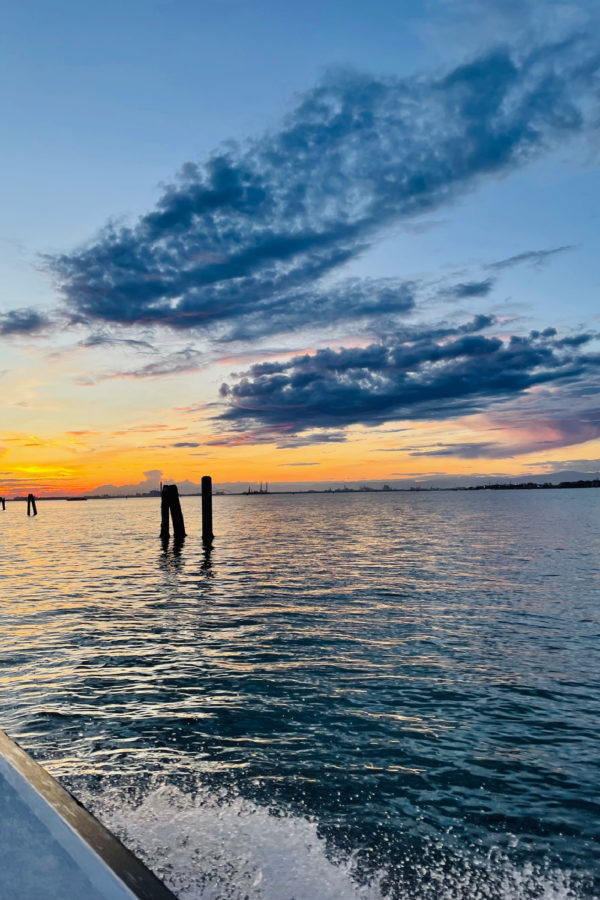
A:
[2,415,599,497]
[2,344,598,496]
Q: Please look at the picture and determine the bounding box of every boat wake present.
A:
[74,782,595,900]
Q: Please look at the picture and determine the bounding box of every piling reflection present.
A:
[172,537,185,556]
[159,534,185,574]
[200,544,213,576]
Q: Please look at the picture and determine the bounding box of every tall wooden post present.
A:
[27,494,37,516]
[0,497,5,511]
[201,475,213,544]
[160,486,171,539]
[160,484,186,540]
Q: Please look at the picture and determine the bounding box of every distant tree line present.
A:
[466,479,600,491]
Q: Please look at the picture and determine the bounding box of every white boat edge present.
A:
[0,727,178,900]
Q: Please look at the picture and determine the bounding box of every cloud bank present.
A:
[49,36,599,343]
[219,322,600,433]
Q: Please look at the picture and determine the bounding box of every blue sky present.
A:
[1,0,600,493]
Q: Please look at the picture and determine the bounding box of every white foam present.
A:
[81,783,595,900]
[86,784,383,900]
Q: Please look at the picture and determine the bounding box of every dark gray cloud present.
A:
[0,308,51,335]
[447,279,495,299]
[173,441,201,448]
[554,332,596,348]
[47,36,599,341]
[219,320,600,433]
[281,431,348,448]
[487,245,572,270]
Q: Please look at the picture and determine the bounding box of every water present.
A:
[1,490,599,899]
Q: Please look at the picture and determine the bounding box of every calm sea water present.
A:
[1,491,599,899]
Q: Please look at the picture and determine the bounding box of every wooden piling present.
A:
[160,484,186,540]
[169,485,186,540]
[201,475,213,544]
[0,497,5,511]
[160,487,170,538]
[27,494,37,516]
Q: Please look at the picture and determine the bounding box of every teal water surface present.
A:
[1,490,599,899]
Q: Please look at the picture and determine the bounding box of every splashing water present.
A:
[80,783,383,900]
[77,782,595,900]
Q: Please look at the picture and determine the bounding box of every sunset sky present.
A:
[2,0,600,495]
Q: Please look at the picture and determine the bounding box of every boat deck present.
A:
[0,729,176,900]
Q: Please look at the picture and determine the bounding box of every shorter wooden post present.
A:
[160,484,186,540]
[27,494,37,516]
[201,475,213,544]
[169,485,186,541]
[0,497,5,510]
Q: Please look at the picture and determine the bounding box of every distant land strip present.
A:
[5,478,600,502]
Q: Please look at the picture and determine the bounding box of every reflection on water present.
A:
[160,535,186,575]
[200,545,213,577]
[1,491,600,898]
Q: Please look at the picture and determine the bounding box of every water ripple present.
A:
[1,490,599,898]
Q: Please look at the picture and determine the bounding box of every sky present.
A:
[1,0,600,495]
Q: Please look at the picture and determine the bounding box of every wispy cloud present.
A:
[65,430,99,436]
[81,333,156,351]
[408,403,600,458]
[278,462,320,466]
[205,426,348,449]
[103,347,206,379]
[110,423,180,435]
[487,245,573,271]
[524,457,600,473]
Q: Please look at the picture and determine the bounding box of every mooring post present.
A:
[169,485,186,540]
[160,484,186,540]
[27,494,37,516]
[160,486,171,539]
[201,475,213,544]
[0,497,5,511]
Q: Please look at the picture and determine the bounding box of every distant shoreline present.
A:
[5,478,600,502]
